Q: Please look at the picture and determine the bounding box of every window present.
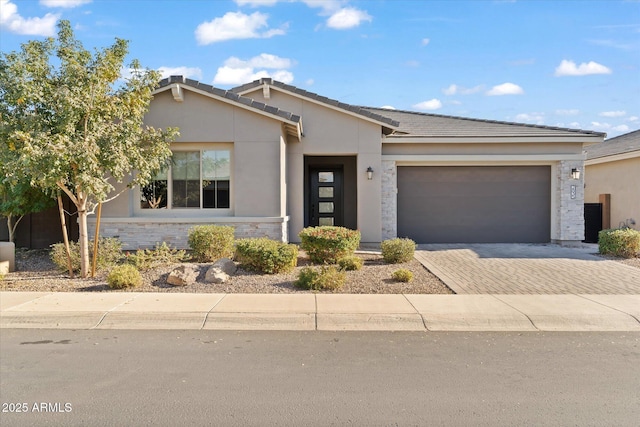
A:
[141,149,230,209]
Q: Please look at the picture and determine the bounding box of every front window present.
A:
[141,149,230,209]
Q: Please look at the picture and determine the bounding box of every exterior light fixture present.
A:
[571,168,581,180]
[366,166,374,180]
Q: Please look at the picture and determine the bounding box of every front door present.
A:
[309,167,343,226]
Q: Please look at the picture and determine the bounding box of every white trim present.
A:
[88,216,289,224]
[383,135,604,144]
[585,150,640,165]
[383,154,583,163]
[171,84,184,102]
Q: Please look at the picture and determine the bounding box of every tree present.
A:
[0,180,55,243]
[0,20,178,277]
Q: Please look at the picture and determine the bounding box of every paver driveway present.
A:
[415,244,640,294]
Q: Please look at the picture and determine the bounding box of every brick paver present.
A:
[415,244,640,294]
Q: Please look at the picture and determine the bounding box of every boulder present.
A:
[213,258,237,275]
[167,265,199,286]
[204,267,230,284]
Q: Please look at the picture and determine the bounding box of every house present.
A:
[584,129,640,235]
[88,76,605,249]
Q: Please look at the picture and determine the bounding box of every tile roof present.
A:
[585,129,640,160]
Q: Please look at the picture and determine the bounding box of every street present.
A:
[1,330,639,426]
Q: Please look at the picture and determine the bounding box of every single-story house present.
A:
[90,76,605,249]
[584,129,640,234]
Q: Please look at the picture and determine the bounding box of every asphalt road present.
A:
[1,330,639,426]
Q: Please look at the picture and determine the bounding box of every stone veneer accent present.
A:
[87,217,289,250]
[553,160,585,244]
[381,160,397,240]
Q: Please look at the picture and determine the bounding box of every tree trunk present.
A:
[77,196,90,278]
[57,195,74,278]
[6,214,24,243]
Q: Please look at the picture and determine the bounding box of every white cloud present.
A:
[486,82,524,96]
[627,116,639,122]
[554,60,612,76]
[590,121,611,130]
[213,54,294,85]
[613,124,630,132]
[40,0,91,8]
[0,0,59,36]
[305,78,314,86]
[235,0,280,6]
[442,84,484,95]
[380,105,396,110]
[515,112,545,124]
[556,109,580,116]
[412,99,442,111]
[599,110,626,118]
[326,7,372,29]
[195,11,286,44]
[157,66,203,80]
[421,38,430,46]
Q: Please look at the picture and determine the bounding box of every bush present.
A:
[392,268,414,283]
[294,265,346,291]
[127,242,188,270]
[598,228,640,258]
[381,238,416,264]
[299,226,361,264]
[50,237,123,273]
[338,255,363,271]
[188,225,235,262]
[107,265,142,289]
[235,238,298,274]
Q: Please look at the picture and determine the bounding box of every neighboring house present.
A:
[584,129,640,233]
[89,76,605,249]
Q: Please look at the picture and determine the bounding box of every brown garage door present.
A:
[397,166,551,243]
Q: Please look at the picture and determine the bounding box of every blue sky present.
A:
[1,0,639,138]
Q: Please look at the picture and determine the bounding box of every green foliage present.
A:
[337,255,363,271]
[598,228,640,258]
[107,265,142,289]
[126,242,188,271]
[381,238,416,264]
[50,237,122,273]
[392,268,414,283]
[299,226,361,264]
[234,238,298,274]
[0,181,55,243]
[294,265,346,291]
[188,225,235,262]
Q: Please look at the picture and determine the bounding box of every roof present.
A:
[585,129,640,160]
[363,107,607,139]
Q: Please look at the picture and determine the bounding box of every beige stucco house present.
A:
[584,129,640,232]
[91,76,605,249]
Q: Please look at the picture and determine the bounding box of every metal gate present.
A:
[584,203,603,243]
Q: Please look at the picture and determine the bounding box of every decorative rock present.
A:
[167,265,199,286]
[213,258,237,275]
[205,268,230,284]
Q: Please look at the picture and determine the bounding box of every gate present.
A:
[584,203,603,243]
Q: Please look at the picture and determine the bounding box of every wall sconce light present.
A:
[571,168,581,180]
[366,166,374,180]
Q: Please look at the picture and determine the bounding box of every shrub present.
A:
[392,268,414,283]
[235,238,298,274]
[598,228,640,258]
[127,242,188,270]
[338,255,363,271]
[381,238,416,264]
[299,226,361,264]
[50,237,122,273]
[294,265,346,291]
[188,225,235,262]
[107,265,142,289]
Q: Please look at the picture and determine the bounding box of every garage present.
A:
[397,166,551,243]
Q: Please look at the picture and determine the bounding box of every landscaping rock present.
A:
[167,265,199,286]
[213,258,237,275]
[205,268,230,284]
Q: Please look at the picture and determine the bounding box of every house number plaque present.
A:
[570,185,576,199]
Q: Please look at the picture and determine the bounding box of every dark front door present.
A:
[309,167,343,227]
[584,203,603,243]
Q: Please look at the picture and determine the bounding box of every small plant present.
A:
[598,228,640,258]
[51,237,123,273]
[392,268,413,283]
[107,265,142,289]
[337,255,363,271]
[188,225,235,262]
[294,265,346,291]
[299,226,361,264]
[235,238,298,274]
[381,238,416,264]
[127,242,188,270]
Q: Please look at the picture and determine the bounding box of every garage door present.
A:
[397,166,551,243]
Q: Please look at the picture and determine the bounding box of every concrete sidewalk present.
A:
[2,291,639,332]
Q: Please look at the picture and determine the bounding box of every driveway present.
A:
[415,244,640,294]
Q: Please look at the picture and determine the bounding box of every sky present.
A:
[1,0,639,138]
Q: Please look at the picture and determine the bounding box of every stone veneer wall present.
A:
[554,160,585,244]
[87,217,289,250]
[381,160,397,240]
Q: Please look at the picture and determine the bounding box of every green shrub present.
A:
[299,226,361,264]
[294,265,346,291]
[392,268,413,283]
[107,265,142,289]
[50,237,123,273]
[598,228,640,258]
[337,255,363,271]
[381,238,416,264]
[235,238,298,274]
[188,225,235,262]
[127,242,188,270]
